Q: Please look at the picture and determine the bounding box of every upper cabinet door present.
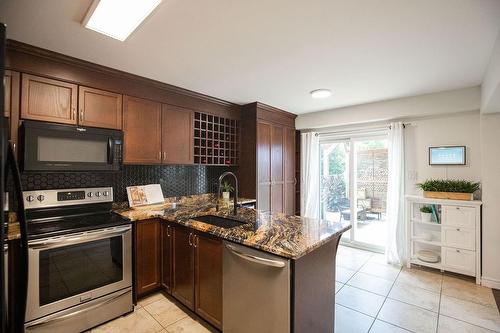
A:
[161,104,194,164]
[78,86,122,129]
[283,127,296,215]
[123,95,162,164]
[21,74,77,125]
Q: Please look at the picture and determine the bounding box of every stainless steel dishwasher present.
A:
[223,241,290,333]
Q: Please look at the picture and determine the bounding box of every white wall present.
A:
[479,113,500,288]
[296,86,480,130]
[481,28,500,114]
[404,112,482,195]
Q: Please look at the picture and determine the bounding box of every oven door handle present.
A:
[25,288,131,330]
[28,226,131,249]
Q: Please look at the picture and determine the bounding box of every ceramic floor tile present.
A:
[336,281,344,293]
[144,297,189,328]
[347,271,394,296]
[165,317,211,333]
[438,315,497,333]
[442,275,497,308]
[336,285,386,317]
[91,308,163,333]
[336,266,357,283]
[389,282,440,312]
[138,293,167,308]
[335,304,375,333]
[337,254,370,271]
[370,320,412,332]
[396,267,443,293]
[360,261,401,281]
[378,298,438,333]
[440,295,500,332]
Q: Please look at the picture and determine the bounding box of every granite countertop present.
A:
[116,195,351,259]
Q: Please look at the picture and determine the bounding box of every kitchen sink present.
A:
[192,215,246,229]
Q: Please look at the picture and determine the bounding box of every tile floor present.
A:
[335,246,500,333]
[89,245,500,332]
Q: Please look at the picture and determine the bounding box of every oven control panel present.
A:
[24,187,113,209]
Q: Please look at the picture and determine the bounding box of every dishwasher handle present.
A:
[225,243,286,268]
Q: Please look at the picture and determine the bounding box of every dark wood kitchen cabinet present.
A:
[195,233,223,329]
[21,74,78,125]
[123,95,163,164]
[161,104,194,164]
[78,86,123,129]
[172,225,195,309]
[241,102,297,214]
[171,226,222,329]
[160,222,173,293]
[135,219,162,297]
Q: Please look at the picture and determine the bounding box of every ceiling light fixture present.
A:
[310,89,332,99]
[83,0,162,41]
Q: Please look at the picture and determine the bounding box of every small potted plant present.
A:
[420,205,433,222]
[222,181,234,200]
[417,179,480,201]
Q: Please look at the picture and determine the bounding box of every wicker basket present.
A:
[423,191,473,201]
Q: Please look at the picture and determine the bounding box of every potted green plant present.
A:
[416,179,480,201]
[222,181,234,200]
[420,205,433,222]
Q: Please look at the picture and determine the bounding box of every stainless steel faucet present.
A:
[216,171,239,215]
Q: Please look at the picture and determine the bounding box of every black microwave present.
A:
[21,121,123,172]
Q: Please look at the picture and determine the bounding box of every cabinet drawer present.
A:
[442,206,475,228]
[442,227,475,251]
[442,247,475,275]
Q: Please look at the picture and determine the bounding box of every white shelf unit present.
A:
[405,195,482,284]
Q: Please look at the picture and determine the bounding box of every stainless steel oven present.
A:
[25,225,132,329]
[21,120,123,171]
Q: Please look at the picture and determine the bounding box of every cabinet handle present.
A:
[72,108,76,119]
[188,232,193,246]
[158,151,162,160]
[167,225,171,237]
[79,109,84,122]
[162,152,166,161]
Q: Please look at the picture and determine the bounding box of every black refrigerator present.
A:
[1,22,29,333]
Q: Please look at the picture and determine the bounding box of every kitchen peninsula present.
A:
[117,194,350,332]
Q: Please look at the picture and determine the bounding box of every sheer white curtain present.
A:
[300,132,320,219]
[386,122,406,265]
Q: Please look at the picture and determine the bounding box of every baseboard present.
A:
[481,276,500,289]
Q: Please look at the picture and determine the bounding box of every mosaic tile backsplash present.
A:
[20,165,236,203]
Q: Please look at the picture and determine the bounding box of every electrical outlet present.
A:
[407,170,418,181]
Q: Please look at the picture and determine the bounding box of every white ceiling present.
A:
[2,0,500,114]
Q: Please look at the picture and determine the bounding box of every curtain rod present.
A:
[310,122,411,136]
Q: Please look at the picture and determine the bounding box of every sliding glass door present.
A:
[320,136,388,252]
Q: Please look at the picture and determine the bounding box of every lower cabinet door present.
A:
[135,219,161,297]
[161,223,173,293]
[172,225,195,310]
[195,233,223,329]
[442,247,475,276]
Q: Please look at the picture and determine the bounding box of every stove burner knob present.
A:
[95,192,101,197]
[103,191,109,197]
[87,192,94,198]
[37,195,45,202]
[26,195,35,202]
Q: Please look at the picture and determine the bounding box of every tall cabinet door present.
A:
[161,104,194,164]
[21,74,77,125]
[283,127,296,215]
[257,121,272,211]
[172,225,195,310]
[135,219,161,297]
[78,86,122,129]
[4,70,20,153]
[271,124,284,214]
[123,95,162,164]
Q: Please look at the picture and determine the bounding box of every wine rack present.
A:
[194,112,239,165]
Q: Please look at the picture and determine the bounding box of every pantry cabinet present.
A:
[241,103,296,215]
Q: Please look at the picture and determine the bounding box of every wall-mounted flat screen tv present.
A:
[429,146,466,165]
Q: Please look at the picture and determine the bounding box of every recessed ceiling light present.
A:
[310,89,332,99]
[83,0,162,41]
